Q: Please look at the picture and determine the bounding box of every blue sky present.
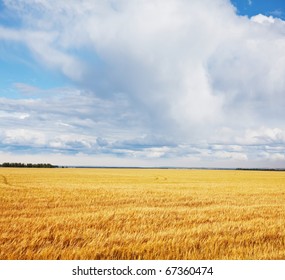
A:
[232,0,285,19]
[0,0,285,167]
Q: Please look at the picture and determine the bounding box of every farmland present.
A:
[0,168,285,260]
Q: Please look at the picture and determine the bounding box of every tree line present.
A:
[0,162,58,168]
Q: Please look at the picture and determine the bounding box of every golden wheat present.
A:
[0,168,285,260]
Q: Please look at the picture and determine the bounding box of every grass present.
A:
[0,168,285,260]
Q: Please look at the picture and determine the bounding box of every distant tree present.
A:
[0,162,58,168]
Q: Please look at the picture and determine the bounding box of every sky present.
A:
[0,0,285,168]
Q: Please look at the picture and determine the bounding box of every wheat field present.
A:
[0,168,285,260]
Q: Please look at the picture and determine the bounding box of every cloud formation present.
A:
[0,0,285,167]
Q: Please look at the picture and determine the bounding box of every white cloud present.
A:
[235,127,285,145]
[259,151,285,161]
[1,0,285,167]
[251,14,275,24]
[0,26,84,80]
[212,151,248,161]
[3,129,46,146]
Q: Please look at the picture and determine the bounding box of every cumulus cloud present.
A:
[251,14,276,24]
[0,0,285,166]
